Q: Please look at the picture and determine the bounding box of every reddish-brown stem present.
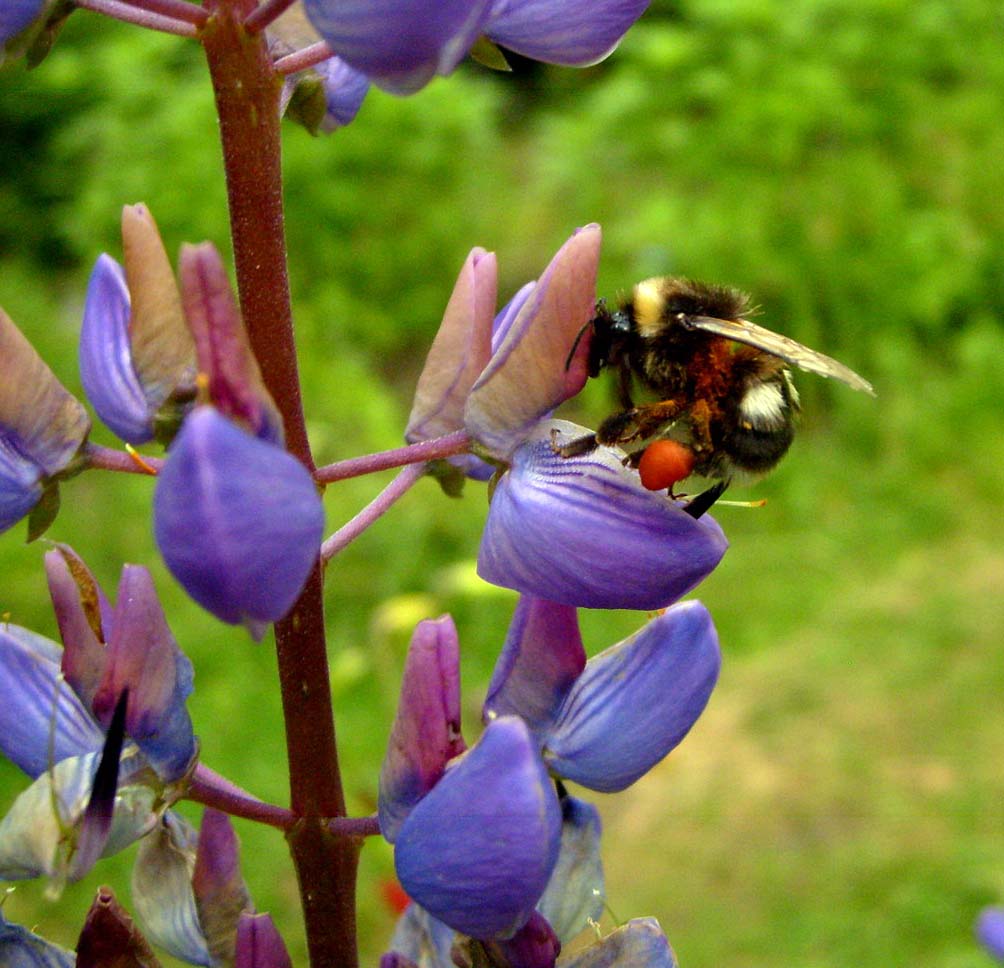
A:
[201,4,359,966]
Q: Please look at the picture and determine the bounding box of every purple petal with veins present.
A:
[0,625,104,778]
[544,601,720,792]
[478,421,727,609]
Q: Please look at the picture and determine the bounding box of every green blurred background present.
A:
[2,0,1003,964]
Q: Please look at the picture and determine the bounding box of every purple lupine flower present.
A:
[132,808,253,966]
[378,615,467,841]
[485,596,721,792]
[393,716,562,939]
[45,545,197,783]
[301,0,649,95]
[0,307,90,537]
[410,224,727,608]
[153,406,324,637]
[301,0,495,95]
[80,204,197,446]
[0,547,198,885]
[0,0,46,49]
[978,907,1004,962]
[235,912,294,968]
[0,911,76,968]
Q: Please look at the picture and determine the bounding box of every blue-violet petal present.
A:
[478,421,727,609]
[544,601,720,792]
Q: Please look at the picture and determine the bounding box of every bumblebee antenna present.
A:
[564,318,593,371]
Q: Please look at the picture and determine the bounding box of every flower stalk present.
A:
[201,3,357,964]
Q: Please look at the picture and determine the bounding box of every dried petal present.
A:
[557,917,676,967]
[538,796,604,943]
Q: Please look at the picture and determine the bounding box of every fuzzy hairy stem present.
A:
[201,4,359,965]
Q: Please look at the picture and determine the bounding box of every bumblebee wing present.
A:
[687,315,876,396]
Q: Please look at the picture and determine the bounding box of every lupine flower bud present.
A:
[406,248,497,447]
[378,615,467,841]
[464,225,599,460]
[177,243,283,444]
[79,205,197,445]
[235,913,294,968]
[153,406,324,637]
[75,885,160,967]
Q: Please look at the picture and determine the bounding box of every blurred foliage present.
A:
[1,0,1003,966]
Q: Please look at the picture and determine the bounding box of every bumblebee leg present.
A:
[683,479,730,519]
[555,431,599,458]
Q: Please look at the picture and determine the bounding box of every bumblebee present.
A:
[561,276,875,515]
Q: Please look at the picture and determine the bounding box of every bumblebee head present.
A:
[585,300,632,377]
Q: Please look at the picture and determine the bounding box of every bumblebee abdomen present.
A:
[718,371,799,475]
